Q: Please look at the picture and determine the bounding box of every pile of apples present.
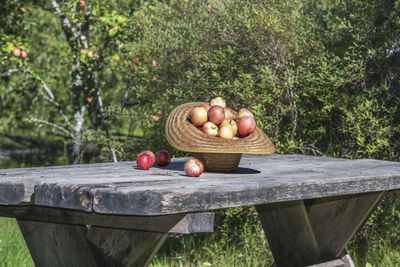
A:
[137,150,171,170]
[137,150,204,177]
[189,97,256,139]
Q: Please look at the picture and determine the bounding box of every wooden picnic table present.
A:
[1,154,400,267]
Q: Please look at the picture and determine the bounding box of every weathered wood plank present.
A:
[306,254,355,267]
[1,154,400,215]
[18,220,99,267]
[0,183,30,204]
[87,226,167,267]
[307,192,384,259]
[256,201,321,267]
[0,205,214,233]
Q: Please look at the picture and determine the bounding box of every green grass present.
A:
[0,217,33,267]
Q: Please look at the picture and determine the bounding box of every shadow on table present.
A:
[153,162,260,175]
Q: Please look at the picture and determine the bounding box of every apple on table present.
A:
[184,158,204,177]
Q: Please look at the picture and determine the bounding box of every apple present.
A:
[155,150,171,166]
[202,122,218,136]
[13,48,21,57]
[79,0,86,7]
[19,7,26,14]
[224,108,235,120]
[137,153,152,170]
[138,150,155,167]
[184,158,204,177]
[210,97,226,108]
[208,106,225,125]
[220,119,238,136]
[237,108,254,120]
[219,125,235,139]
[238,116,256,136]
[189,107,208,127]
[199,104,210,110]
[21,50,28,59]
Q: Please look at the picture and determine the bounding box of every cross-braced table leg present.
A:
[18,220,167,267]
[256,192,384,267]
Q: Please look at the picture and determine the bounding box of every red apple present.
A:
[237,108,254,120]
[138,150,155,167]
[79,0,86,7]
[190,107,208,127]
[155,150,171,166]
[210,97,226,108]
[202,122,218,136]
[238,116,256,136]
[137,153,152,170]
[219,125,235,139]
[21,50,28,59]
[13,48,21,57]
[199,104,210,110]
[208,106,225,125]
[224,108,235,120]
[184,158,204,177]
[220,119,238,136]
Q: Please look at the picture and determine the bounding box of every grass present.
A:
[1,205,399,267]
[0,217,33,267]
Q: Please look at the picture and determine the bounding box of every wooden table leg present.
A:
[256,192,384,267]
[86,226,167,267]
[18,220,99,267]
[18,220,167,267]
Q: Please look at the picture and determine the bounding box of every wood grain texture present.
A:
[307,192,384,259]
[18,220,99,267]
[306,254,355,267]
[87,226,167,267]
[256,201,321,266]
[1,154,400,215]
[0,205,214,233]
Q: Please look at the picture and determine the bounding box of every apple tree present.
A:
[0,0,141,164]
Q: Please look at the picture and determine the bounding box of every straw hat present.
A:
[165,102,275,171]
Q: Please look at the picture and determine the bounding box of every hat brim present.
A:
[165,102,276,154]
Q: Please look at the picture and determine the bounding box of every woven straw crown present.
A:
[165,102,276,154]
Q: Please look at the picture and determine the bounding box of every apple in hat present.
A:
[208,106,225,125]
[220,119,238,136]
[237,108,254,120]
[199,104,210,110]
[202,122,219,136]
[189,107,208,127]
[219,124,235,139]
[238,116,256,136]
[209,97,226,108]
[224,107,235,120]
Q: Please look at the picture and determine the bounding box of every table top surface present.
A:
[1,154,400,216]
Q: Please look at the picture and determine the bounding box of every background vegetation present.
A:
[1,0,400,266]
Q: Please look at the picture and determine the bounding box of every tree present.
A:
[0,0,138,164]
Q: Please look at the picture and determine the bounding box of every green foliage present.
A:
[114,0,400,161]
[348,197,400,266]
